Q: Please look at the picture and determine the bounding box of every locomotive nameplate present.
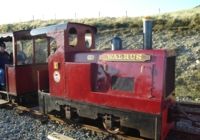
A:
[99,53,151,62]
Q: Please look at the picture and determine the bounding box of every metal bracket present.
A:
[65,106,72,120]
[104,114,114,129]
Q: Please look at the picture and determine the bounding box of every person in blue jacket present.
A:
[0,42,10,89]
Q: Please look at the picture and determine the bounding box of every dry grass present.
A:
[0,7,199,33]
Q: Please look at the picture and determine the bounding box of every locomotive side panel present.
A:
[64,63,91,100]
[61,51,167,114]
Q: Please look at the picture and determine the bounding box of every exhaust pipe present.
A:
[143,17,153,50]
[111,35,122,50]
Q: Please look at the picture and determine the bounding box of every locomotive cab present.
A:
[36,22,176,140]
[33,23,97,93]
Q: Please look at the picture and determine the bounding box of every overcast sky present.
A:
[0,0,199,24]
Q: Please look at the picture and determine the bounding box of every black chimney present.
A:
[111,35,122,50]
[143,18,153,50]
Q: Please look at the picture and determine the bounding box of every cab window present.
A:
[85,30,92,48]
[35,38,48,63]
[68,27,77,47]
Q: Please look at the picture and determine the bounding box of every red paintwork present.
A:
[6,64,47,96]
[63,50,164,114]
[37,69,49,91]
[50,49,167,114]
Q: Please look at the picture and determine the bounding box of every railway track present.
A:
[173,102,200,128]
[169,129,200,140]
[0,101,200,140]
[0,103,145,140]
[177,102,200,117]
[170,102,200,140]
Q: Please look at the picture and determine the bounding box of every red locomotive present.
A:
[33,19,176,140]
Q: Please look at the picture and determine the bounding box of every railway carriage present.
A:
[0,30,51,102]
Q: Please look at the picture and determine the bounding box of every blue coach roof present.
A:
[30,23,68,36]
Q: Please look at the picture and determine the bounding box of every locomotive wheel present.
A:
[102,120,120,134]
[102,118,120,134]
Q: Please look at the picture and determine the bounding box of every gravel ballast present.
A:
[0,108,115,140]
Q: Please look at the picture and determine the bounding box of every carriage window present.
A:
[85,30,92,48]
[35,38,48,63]
[4,42,12,54]
[17,40,33,65]
[111,76,134,92]
[68,28,77,47]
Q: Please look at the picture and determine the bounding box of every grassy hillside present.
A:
[0,7,200,102]
[0,7,200,33]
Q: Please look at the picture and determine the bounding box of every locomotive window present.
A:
[111,76,134,92]
[35,38,48,63]
[68,27,77,47]
[85,30,92,48]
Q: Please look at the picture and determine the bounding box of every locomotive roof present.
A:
[30,23,68,36]
[0,30,31,42]
[0,22,97,42]
[30,22,97,36]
